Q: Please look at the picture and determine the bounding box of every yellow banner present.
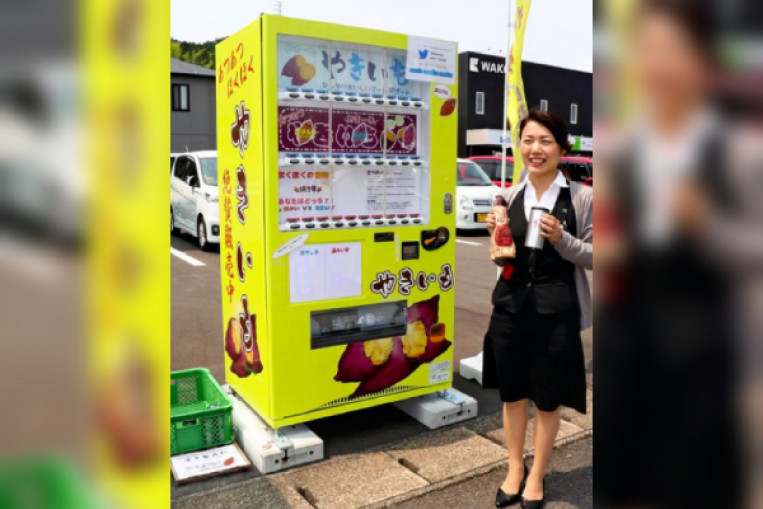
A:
[507,0,532,184]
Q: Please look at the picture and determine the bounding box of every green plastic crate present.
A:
[171,368,234,455]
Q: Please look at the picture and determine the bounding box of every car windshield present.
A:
[474,160,513,183]
[200,157,218,186]
[457,161,493,186]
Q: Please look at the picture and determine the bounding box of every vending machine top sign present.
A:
[274,34,434,231]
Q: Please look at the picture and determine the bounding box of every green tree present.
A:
[170,38,225,70]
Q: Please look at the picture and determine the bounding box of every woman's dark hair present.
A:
[518,108,571,152]
[636,0,716,63]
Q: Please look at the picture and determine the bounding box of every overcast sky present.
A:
[171,0,592,72]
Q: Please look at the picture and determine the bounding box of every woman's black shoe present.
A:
[520,477,546,509]
[495,464,528,507]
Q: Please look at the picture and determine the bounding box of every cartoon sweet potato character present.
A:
[225,309,263,378]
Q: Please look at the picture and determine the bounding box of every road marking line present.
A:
[171,247,205,266]
[456,239,483,246]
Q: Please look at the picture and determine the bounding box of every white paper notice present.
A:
[325,244,362,300]
[290,242,361,303]
[428,360,452,385]
[383,168,422,215]
[406,36,457,84]
[171,444,250,482]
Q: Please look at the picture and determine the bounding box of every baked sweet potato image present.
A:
[351,337,411,397]
[281,54,315,86]
[407,295,440,332]
[401,321,427,359]
[417,334,451,364]
[225,313,263,378]
[351,336,452,398]
[334,341,384,382]
[364,337,394,366]
[335,295,451,398]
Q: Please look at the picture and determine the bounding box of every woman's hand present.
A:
[486,212,497,235]
[540,214,563,244]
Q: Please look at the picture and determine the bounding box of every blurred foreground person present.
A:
[595,1,746,507]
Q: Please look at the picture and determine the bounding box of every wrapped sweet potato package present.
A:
[490,195,516,264]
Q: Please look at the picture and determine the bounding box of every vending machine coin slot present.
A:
[402,241,420,260]
[374,232,394,242]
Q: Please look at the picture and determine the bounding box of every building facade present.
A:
[171,58,216,152]
[458,51,592,157]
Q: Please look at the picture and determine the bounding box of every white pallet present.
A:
[228,391,324,474]
[459,352,484,385]
[393,388,478,429]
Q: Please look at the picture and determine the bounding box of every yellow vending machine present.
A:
[216,15,459,429]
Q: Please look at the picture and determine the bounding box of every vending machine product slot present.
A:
[310,301,408,349]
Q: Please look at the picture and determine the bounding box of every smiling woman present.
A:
[484,108,592,508]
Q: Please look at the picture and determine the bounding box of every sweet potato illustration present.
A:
[417,335,451,364]
[364,337,394,366]
[407,295,440,332]
[298,63,315,83]
[440,98,457,116]
[400,124,416,150]
[281,54,315,86]
[401,321,427,359]
[225,314,263,377]
[334,341,383,382]
[351,336,452,397]
[351,337,411,397]
[335,294,450,397]
[225,317,243,359]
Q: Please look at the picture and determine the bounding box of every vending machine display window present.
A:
[276,35,431,231]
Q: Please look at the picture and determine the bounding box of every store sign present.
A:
[568,135,593,152]
[468,57,506,74]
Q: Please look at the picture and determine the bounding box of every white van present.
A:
[170,151,220,250]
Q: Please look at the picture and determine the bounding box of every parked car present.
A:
[467,156,516,188]
[560,156,593,186]
[170,151,220,250]
[171,153,179,174]
[456,159,500,230]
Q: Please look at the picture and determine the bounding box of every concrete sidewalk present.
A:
[172,389,592,509]
[395,437,592,509]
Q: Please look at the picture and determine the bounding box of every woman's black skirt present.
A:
[482,299,587,413]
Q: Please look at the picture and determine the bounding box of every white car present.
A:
[456,159,500,230]
[170,151,220,250]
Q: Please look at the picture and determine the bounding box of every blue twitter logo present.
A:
[418,49,429,59]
